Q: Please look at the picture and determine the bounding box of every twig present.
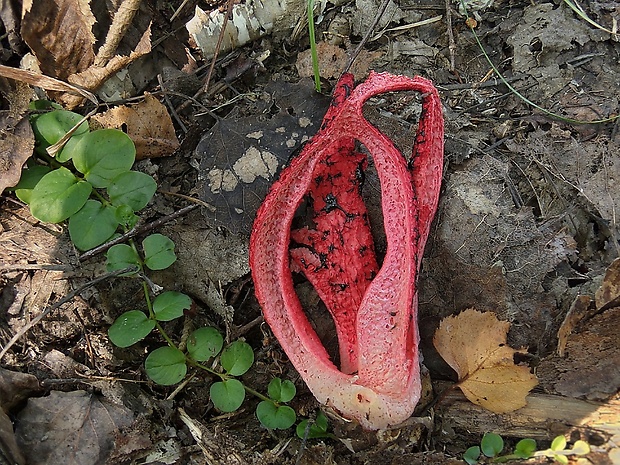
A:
[371,15,442,40]
[0,266,138,361]
[0,65,98,104]
[79,203,199,261]
[176,0,234,113]
[170,0,191,21]
[94,0,142,67]
[457,83,538,115]
[157,74,188,133]
[0,263,72,272]
[47,107,98,157]
[444,0,456,73]
[440,74,524,91]
[230,315,263,340]
[343,0,391,74]
[202,0,234,93]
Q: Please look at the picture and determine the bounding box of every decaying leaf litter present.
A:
[0,0,619,463]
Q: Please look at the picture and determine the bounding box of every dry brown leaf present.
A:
[0,367,36,465]
[433,308,538,413]
[557,295,594,357]
[15,390,135,465]
[0,78,34,194]
[62,24,152,108]
[21,0,96,80]
[67,23,152,91]
[295,41,382,80]
[595,257,620,311]
[21,0,152,108]
[92,93,179,159]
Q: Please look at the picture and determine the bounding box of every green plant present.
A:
[307,0,321,92]
[463,433,590,464]
[13,104,299,431]
[256,378,297,429]
[106,239,296,428]
[16,106,155,250]
[534,435,591,465]
[296,411,334,440]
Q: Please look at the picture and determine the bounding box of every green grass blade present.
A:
[307,0,321,92]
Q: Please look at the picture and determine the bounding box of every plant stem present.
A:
[492,454,523,463]
[138,271,177,349]
[36,151,63,169]
[155,321,178,348]
[91,188,109,205]
[307,0,321,92]
[186,359,227,379]
[243,384,273,403]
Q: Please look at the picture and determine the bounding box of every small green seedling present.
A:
[256,378,297,429]
[14,103,300,431]
[306,0,321,92]
[534,435,591,465]
[296,411,334,440]
[464,433,590,464]
[16,106,157,251]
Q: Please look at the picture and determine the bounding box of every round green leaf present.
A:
[220,340,254,376]
[30,109,89,157]
[108,310,156,348]
[296,411,330,440]
[145,346,187,385]
[256,401,296,430]
[29,167,92,223]
[115,204,139,228]
[267,378,296,403]
[551,436,567,451]
[106,244,140,274]
[72,129,136,188]
[29,100,62,111]
[571,440,590,456]
[13,165,51,204]
[187,327,224,361]
[210,379,245,412]
[463,446,481,465]
[55,131,89,163]
[69,200,119,251]
[142,234,176,270]
[153,291,191,322]
[514,438,537,459]
[481,433,504,458]
[108,171,157,211]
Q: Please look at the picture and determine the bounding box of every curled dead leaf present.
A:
[595,257,620,311]
[557,295,594,357]
[0,79,34,194]
[295,41,382,80]
[92,94,179,159]
[433,308,537,413]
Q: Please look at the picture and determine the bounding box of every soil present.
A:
[0,0,619,464]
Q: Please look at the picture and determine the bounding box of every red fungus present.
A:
[249,71,443,430]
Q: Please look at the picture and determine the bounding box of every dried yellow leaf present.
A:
[92,94,179,159]
[433,308,537,413]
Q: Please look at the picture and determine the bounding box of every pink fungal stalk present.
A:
[249,71,444,430]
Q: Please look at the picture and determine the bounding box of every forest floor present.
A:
[0,0,619,464]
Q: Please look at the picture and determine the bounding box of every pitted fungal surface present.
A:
[250,72,444,430]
